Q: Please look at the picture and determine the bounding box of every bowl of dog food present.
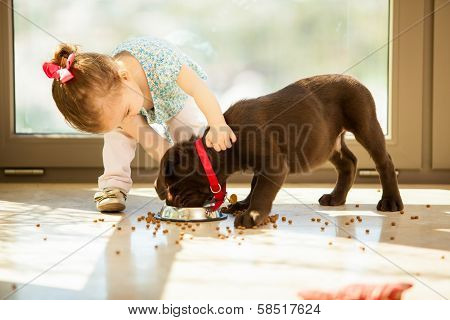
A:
[155,205,227,222]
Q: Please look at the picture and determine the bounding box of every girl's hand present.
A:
[205,124,237,152]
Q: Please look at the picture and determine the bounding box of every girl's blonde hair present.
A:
[50,43,122,133]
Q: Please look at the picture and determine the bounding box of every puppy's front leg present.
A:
[234,162,288,228]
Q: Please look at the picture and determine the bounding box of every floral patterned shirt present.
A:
[111,36,207,143]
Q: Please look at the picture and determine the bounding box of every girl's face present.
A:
[99,76,145,132]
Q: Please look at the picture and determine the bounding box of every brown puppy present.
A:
[155,74,403,228]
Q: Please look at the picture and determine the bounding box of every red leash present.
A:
[194,138,226,211]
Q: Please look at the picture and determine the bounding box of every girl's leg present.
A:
[98,128,137,193]
[166,96,208,143]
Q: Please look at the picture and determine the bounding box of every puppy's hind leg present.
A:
[319,133,357,206]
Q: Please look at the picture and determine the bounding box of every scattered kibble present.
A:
[400,210,404,215]
[360,246,366,251]
[43,237,47,241]
[238,242,242,246]
[317,218,321,223]
[441,256,445,260]
[146,224,150,229]
[93,220,98,223]
[238,231,244,235]
[365,229,370,234]
[115,250,120,255]
[282,216,287,222]
[36,224,40,227]
[347,235,351,239]
[11,284,17,290]
[163,229,169,234]
[196,223,200,227]
[345,222,350,226]
[215,227,220,231]
[311,218,316,222]
[99,218,104,222]
[391,222,396,226]
[152,232,156,236]
[175,240,179,245]
[328,241,333,246]
[288,220,293,225]
[320,227,325,232]
[131,226,136,231]
[154,245,158,249]
[355,204,360,208]
[273,224,278,229]
[390,236,395,240]
[325,221,329,226]
[112,224,116,227]
[410,216,419,220]
[117,227,122,231]
[426,204,430,208]
[269,214,279,223]
[192,228,196,232]
[350,218,354,223]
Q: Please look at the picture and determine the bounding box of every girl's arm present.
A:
[120,114,171,163]
[176,65,237,152]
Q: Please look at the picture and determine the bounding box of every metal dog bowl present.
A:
[154,205,227,222]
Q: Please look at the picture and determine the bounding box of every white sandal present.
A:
[94,187,127,212]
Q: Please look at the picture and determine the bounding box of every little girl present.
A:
[43,36,236,212]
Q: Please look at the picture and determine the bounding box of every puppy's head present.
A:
[155,137,214,208]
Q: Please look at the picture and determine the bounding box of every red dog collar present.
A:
[195,138,226,211]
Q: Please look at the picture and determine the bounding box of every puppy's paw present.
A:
[377,196,403,212]
[234,210,265,228]
[319,193,346,206]
[221,200,250,214]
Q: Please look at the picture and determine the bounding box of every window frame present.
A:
[0,0,427,178]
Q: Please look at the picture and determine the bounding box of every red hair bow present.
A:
[42,53,75,83]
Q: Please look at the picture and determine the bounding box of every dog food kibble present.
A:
[360,246,365,251]
[43,237,47,241]
[117,227,122,231]
[11,283,17,290]
[426,204,430,208]
[215,227,220,231]
[238,242,242,246]
[146,224,150,229]
[317,218,321,223]
[175,241,179,245]
[441,256,445,260]
[115,250,120,255]
[347,235,352,239]
[391,222,396,226]
[93,220,98,223]
[288,220,292,225]
[163,229,168,234]
[99,218,104,222]
[325,221,329,226]
[152,232,156,236]
[227,229,232,233]
[328,241,333,245]
[365,229,370,234]
[311,218,316,222]
[269,214,279,223]
[355,204,359,208]
[345,222,350,226]
[390,236,395,240]
[282,216,287,222]
[273,224,278,229]
[36,224,40,227]
[320,227,325,232]
[131,226,136,231]
[154,245,158,249]
[238,231,244,235]
[112,224,116,227]
[350,218,354,223]
[400,210,404,214]
[410,216,419,220]
[192,228,196,232]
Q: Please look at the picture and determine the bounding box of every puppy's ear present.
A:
[163,150,180,178]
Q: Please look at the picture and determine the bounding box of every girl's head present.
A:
[46,43,145,133]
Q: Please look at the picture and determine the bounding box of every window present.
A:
[13,0,389,135]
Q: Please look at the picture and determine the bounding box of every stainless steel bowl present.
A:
[154,205,227,222]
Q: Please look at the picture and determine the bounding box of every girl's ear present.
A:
[118,69,129,80]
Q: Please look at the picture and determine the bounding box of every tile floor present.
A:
[0,183,449,300]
